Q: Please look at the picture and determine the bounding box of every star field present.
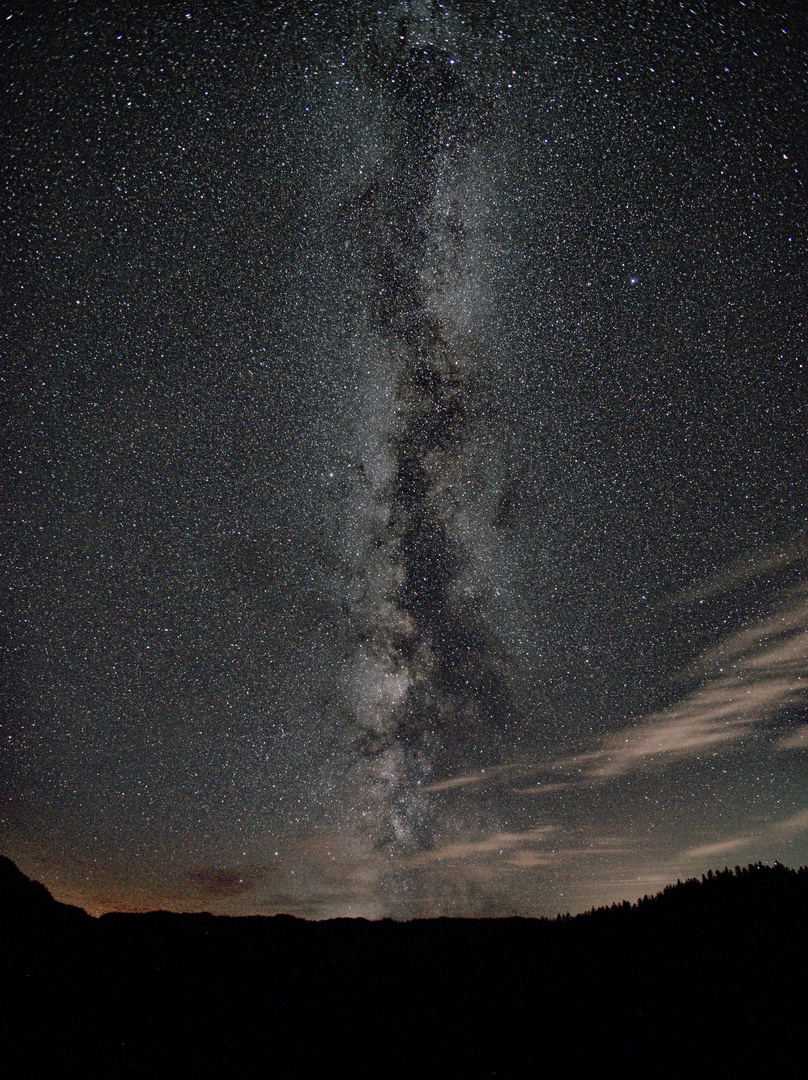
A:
[2,0,807,917]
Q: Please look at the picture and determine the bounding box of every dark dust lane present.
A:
[336,10,520,856]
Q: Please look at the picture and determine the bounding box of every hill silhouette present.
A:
[2,856,806,1077]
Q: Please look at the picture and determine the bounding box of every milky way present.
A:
[329,5,522,856]
[2,0,807,918]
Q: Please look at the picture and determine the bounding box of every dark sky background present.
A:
[2,0,807,918]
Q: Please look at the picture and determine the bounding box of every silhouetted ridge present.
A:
[0,855,90,929]
[2,858,806,1077]
[0,855,54,915]
[568,860,808,922]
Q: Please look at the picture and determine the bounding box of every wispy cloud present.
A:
[511,781,577,796]
[404,826,555,867]
[674,541,805,604]
[426,557,808,797]
[773,807,808,837]
[679,806,808,863]
[423,763,518,792]
[681,837,754,861]
[583,581,808,779]
[401,827,637,875]
[776,723,808,749]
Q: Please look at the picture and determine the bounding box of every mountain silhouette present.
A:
[2,856,806,1077]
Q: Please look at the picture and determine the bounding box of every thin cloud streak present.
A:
[583,582,808,779]
[674,542,806,605]
[426,574,808,797]
[680,807,808,863]
[404,827,555,867]
[424,765,514,792]
[511,781,577,796]
[778,724,808,749]
[682,837,755,861]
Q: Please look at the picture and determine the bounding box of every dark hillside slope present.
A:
[2,857,806,1077]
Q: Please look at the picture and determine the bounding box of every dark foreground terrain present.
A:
[2,857,806,1077]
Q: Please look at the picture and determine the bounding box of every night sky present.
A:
[2,0,807,919]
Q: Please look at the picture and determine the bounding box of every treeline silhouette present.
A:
[2,857,806,1077]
